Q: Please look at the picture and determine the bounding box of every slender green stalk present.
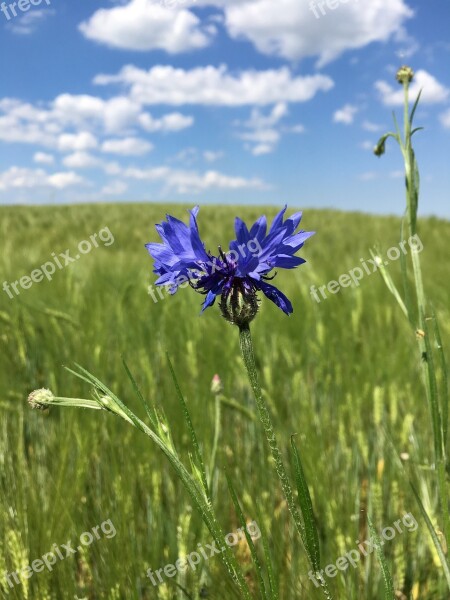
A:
[238,322,333,600]
[374,67,450,564]
[399,77,450,546]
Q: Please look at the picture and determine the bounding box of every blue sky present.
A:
[0,0,449,216]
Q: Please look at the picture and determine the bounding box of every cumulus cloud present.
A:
[237,102,289,155]
[0,95,193,153]
[62,152,102,169]
[6,8,55,35]
[333,104,359,125]
[79,0,213,53]
[94,65,334,106]
[101,180,128,195]
[138,112,194,132]
[203,150,224,162]
[440,108,450,129]
[375,70,449,105]
[0,167,87,191]
[58,132,98,152]
[195,0,413,65]
[362,120,384,132]
[33,152,55,165]
[101,137,153,155]
[124,165,267,194]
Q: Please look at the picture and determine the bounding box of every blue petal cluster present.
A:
[145,206,314,315]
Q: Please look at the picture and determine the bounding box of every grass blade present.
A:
[290,435,320,571]
[166,353,210,498]
[411,483,450,589]
[367,515,395,600]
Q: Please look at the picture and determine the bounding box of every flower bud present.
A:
[396,65,414,85]
[28,388,53,410]
[219,281,259,327]
[210,374,223,395]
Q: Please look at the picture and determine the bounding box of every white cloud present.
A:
[170,147,199,165]
[333,104,358,125]
[79,0,213,53]
[359,171,377,181]
[62,152,102,169]
[47,171,88,189]
[58,132,98,152]
[0,167,87,191]
[360,140,375,151]
[203,150,224,162]
[124,165,267,194]
[101,180,128,195]
[0,95,193,154]
[237,102,296,155]
[6,8,55,35]
[33,152,54,165]
[375,70,450,105]
[138,112,194,132]
[94,65,334,106]
[362,120,383,132]
[440,108,450,129]
[101,137,153,155]
[192,0,413,65]
[289,124,306,134]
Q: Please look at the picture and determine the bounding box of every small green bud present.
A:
[396,65,414,85]
[373,133,393,157]
[28,388,53,410]
[373,139,386,157]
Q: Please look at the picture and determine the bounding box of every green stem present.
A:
[239,322,333,599]
[402,79,450,546]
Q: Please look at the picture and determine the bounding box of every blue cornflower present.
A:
[145,206,314,325]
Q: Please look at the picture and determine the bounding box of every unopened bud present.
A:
[396,65,414,85]
[219,282,259,327]
[211,374,223,395]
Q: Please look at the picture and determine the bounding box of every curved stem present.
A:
[239,322,333,599]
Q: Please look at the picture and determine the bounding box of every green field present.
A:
[0,203,449,599]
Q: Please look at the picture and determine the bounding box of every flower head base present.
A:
[219,279,259,327]
[145,205,314,320]
[28,388,53,410]
[396,65,414,85]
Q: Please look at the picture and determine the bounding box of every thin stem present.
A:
[401,78,450,545]
[239,322,333,600]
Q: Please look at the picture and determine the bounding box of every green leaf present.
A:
[290,435,320,571]
[166,353,210,499]
[369,249,408,319]
[367,516,395,599]
[409,89,423,125]
[122,356,158,429]
[431,306,449,450]
[411,483,450,590]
